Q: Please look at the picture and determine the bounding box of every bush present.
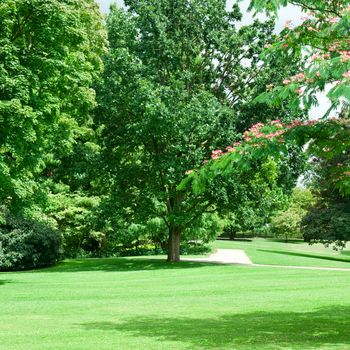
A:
[301,202,350,249]
[99,240,211,258]
[269,188,315,242]
[270,208,304,241]
[0,208,62,271]
[45,193,102,257]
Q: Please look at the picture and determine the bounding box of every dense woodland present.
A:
[0,0,350,269]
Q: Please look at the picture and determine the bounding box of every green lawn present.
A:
[213,238,350,268]
[1,250,350,349]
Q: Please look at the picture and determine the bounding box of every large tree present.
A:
[247,0,350,195]
[181,0,350,250]
[0,0,107,211]
[97,0,304,262]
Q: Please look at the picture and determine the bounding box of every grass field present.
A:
[1,239,350,350]
[213,238,350,268]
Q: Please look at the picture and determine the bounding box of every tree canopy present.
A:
[3,0,349,265]
[0,0,106,209]
[179,0,350,248]
[95,0,306,261]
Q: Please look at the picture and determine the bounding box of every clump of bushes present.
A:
[269,188,315,242]
[270,207,304,242]
[0,207,61,271]
[87,240,211,258]
[45,192,103,258]
[302,202,350,249]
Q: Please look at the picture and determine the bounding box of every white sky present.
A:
[96,0,330,119]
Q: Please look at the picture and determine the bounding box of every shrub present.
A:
[270,207,304,241]
[45,193,102,257]
[0,208,62,271]
[301,202,350,249]
[269,188,315,242]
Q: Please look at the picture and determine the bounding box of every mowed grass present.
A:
[1,252,350,349]
[213,238,350,268]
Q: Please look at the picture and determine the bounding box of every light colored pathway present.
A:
[183,249,253,265]
[184,248,350,271]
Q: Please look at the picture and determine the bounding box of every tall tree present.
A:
[97,0,304,261]
[0,0,107,210]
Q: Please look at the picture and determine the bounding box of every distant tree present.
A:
[301,140,350,248]
[270,188,315,242]
[248,0,350,196]
[302,201,350,249]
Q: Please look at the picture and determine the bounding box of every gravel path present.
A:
[184,248,350,271]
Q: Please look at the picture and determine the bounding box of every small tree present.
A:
[270,188,315,242]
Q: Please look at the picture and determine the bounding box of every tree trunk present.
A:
[167,227,181,262]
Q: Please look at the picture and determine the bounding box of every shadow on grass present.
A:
[79,306,350,349]
[0,279,13,286]
[258,249,350,263]
[36,258,217,273]
[218,238,253,242]
[265,239,305,244]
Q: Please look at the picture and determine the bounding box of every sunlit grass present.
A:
[212,238,350,268]
[1,254,350,349]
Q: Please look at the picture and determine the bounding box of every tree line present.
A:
[0,0,349,269]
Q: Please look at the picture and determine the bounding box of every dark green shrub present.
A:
[301,202,350,249]
[0,208,62,271]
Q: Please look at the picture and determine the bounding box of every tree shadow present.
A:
[79,306,350,349]
[265,239,305,244]
[218,238,253,242]
[36,257,217,273]
[0,279,13,286]
[258,249,350,264]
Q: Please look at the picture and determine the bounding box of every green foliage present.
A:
[0,0,106,208]
[302,202,350,249]
[270,188,315,241]
[183,213,225,243]
[220,158,293,235]
[0,207,61,271]
[248,0,350,195]
[290,187,316,210]
[301,145,350,247]
[97,0,304,260]
[45,190,102,257]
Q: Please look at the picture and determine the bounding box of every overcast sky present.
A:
[95,0,330,119]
